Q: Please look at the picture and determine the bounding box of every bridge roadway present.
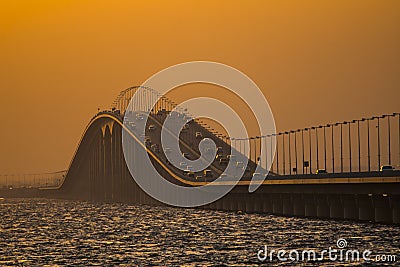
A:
[20,111,400,224]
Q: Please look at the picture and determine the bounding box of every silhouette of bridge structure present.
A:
[1,86,399,223]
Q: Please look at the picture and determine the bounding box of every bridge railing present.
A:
[111,86,400,176]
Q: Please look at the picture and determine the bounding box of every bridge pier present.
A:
[253,196,264,213]
[262,196,273,213]
[237,197,246,212]
[230,198,238,211]
[216,200,224,210]
[316,195,330,218]
[343,195,358,220]
[293,194,305,217]
[329,195,344,219]
[373,195,392,223]
[392,196,400,224]
[209,201,218,210]
[222,197,231,211]
[272,196,283,214]
[304,195,317,217]
[282,196,293,216]
[245,197,255,213]
[358,195,374,221]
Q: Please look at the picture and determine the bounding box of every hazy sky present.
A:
[0,0,399,173]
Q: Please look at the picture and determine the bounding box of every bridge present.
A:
[1,86,399,224]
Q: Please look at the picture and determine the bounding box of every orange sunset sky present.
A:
[0,0,399,174]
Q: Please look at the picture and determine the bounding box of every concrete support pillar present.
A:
[305,204,317,217]
[317,205,330,218]
[139,190,146,205]
[342,195,358,220]
[330,205,344,219]
[292,195,305,217]
[272,196,283,215]
[201,204,211,210]
[391,196,400,224]
[254,197,264,213]
[216,200,224,210]
[344,205,358,220]
[245,197,255,213]
[282,196,293,216]
[329,195,344,219]
[393,208,400,224]
[262,197,273,213]
[209,201,218,210]
[133,184,140,204]
[237,198,246,212]
[304,195,317,217]
[316,195,330,218]
[373,195,392,223]
[358,195,374,221]
[230,200,237,211]
[222,198,231,211]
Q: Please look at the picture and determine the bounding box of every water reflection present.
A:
[0,199,398,266]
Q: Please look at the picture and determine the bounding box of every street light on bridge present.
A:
[305,127,312,174]
[297,128,305,174]
[311,126,319,171]
[361,117,371,172]
[286,131,292,175]
[290,130,298,175]
[333,122,343,172]
[352,119,362,173]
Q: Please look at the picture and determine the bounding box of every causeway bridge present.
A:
[2,86,399,224]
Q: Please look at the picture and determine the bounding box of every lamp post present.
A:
[292,130,298,175]
[301,129,305,174]
[250,137,255,168]
[356,119,361,172]
[377,116,381,169]
[398,113,400,168]
[269,135,274,174]
[313,127,319,170]
[366,118,371,172]
[255,136,260,171]
[285,132,292,174]
[307,128,312,174]
[387,114,391,166]
[243,138,247,159]
[276,134,280,175]
[348,121,352,173]
[322,125,326,171]
[282,132,286,175]
[262,136,267,171]
[340,122,344,173]
[331,124,335,173]
[397,113,400,168]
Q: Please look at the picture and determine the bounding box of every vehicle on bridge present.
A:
[203,170,213,178]
[136,114,144,121]
[380,165,394,172]
[183,170,195,178]
[316,169,328,174]
[219,158,228,166]
[151,144,160,153]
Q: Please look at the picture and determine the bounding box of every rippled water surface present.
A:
[0,198,398,266]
